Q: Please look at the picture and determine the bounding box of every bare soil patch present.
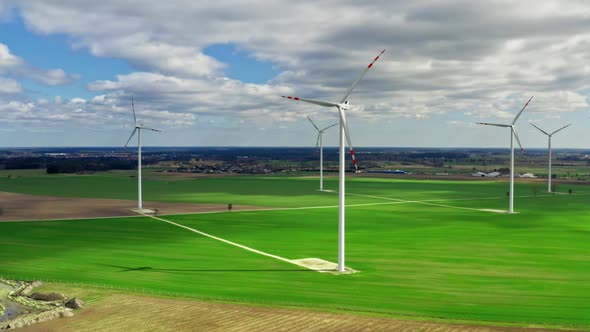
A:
[290,258,358,274]
[0,192,261,222]
[18,292,579,332]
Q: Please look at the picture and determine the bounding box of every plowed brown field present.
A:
[0,192,261,221]
[18,292,579,332]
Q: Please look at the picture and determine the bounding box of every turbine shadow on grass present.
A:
[98,264,312,273]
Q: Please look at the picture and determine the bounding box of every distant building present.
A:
[472,171,500,177]
[519,173,537,178]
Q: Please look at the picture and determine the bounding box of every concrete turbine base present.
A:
[131,208,156,215]
[290,258,358,274]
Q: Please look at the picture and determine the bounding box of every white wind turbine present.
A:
[477,96,533,214]
[124,98,161,213]
[307,115,337,191]
[282,50,385,272]
[530,123,571,193]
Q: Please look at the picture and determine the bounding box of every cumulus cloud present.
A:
[0,77,22,94]
[87,71,293,123]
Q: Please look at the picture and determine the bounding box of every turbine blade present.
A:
[340,50,385,103]
[316,132,321,149]
[477,122,511,127]
[338,108,359,173]
[512,96,533,125]
[321,123,338,131]
[131,97,137,125]
[142,127,162,132]
[512,127,525,156]
[550,123,572,136]
[530,123,549,136]
[339,50,385,104]
[124,128,138,148]
[282,96,339,108]
[307,115,320,131]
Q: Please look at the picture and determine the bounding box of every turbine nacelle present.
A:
[282,50,385,177]
[339,101,350,110]
[125,99,161,148]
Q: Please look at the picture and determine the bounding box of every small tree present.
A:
[228,203,233,212]
[568,188,573,195]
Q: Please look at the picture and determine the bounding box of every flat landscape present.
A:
[1,170,590,330]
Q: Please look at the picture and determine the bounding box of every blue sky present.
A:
[0,1,589,148]
[0,16,133,99]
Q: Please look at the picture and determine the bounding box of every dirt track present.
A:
[0,192,260,221]
[19,292,578,332]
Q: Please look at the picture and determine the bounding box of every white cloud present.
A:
[0,43,23,69]
[0,77,22,94]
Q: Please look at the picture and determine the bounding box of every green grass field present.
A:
[1,171,590,329]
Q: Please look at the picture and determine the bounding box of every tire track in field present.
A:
[323,191,498,212]
[146,214,355,273]
[325,191,587,213]
[147,214,294,264]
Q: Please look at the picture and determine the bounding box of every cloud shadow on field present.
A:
[99,264,312,273]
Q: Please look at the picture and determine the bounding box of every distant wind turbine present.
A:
[530,123,571,193]
[307,115,337,191]
[282,49,385,272]
[125,98,161,213]
[477,96,533,214]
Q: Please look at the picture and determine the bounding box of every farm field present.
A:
[1,171,590,329]
[16,285,577,332]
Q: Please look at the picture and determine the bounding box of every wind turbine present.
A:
[477,96,533,214]
[124,98,161,213]
[282,49,385,272]
[307,115,337,191]
[530,123,571,193]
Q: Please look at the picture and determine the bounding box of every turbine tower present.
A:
[125,98,161,213]
[307,115,337,191]
[477,96,533,214]
[530,123,571,193]
[282,50,385,272]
